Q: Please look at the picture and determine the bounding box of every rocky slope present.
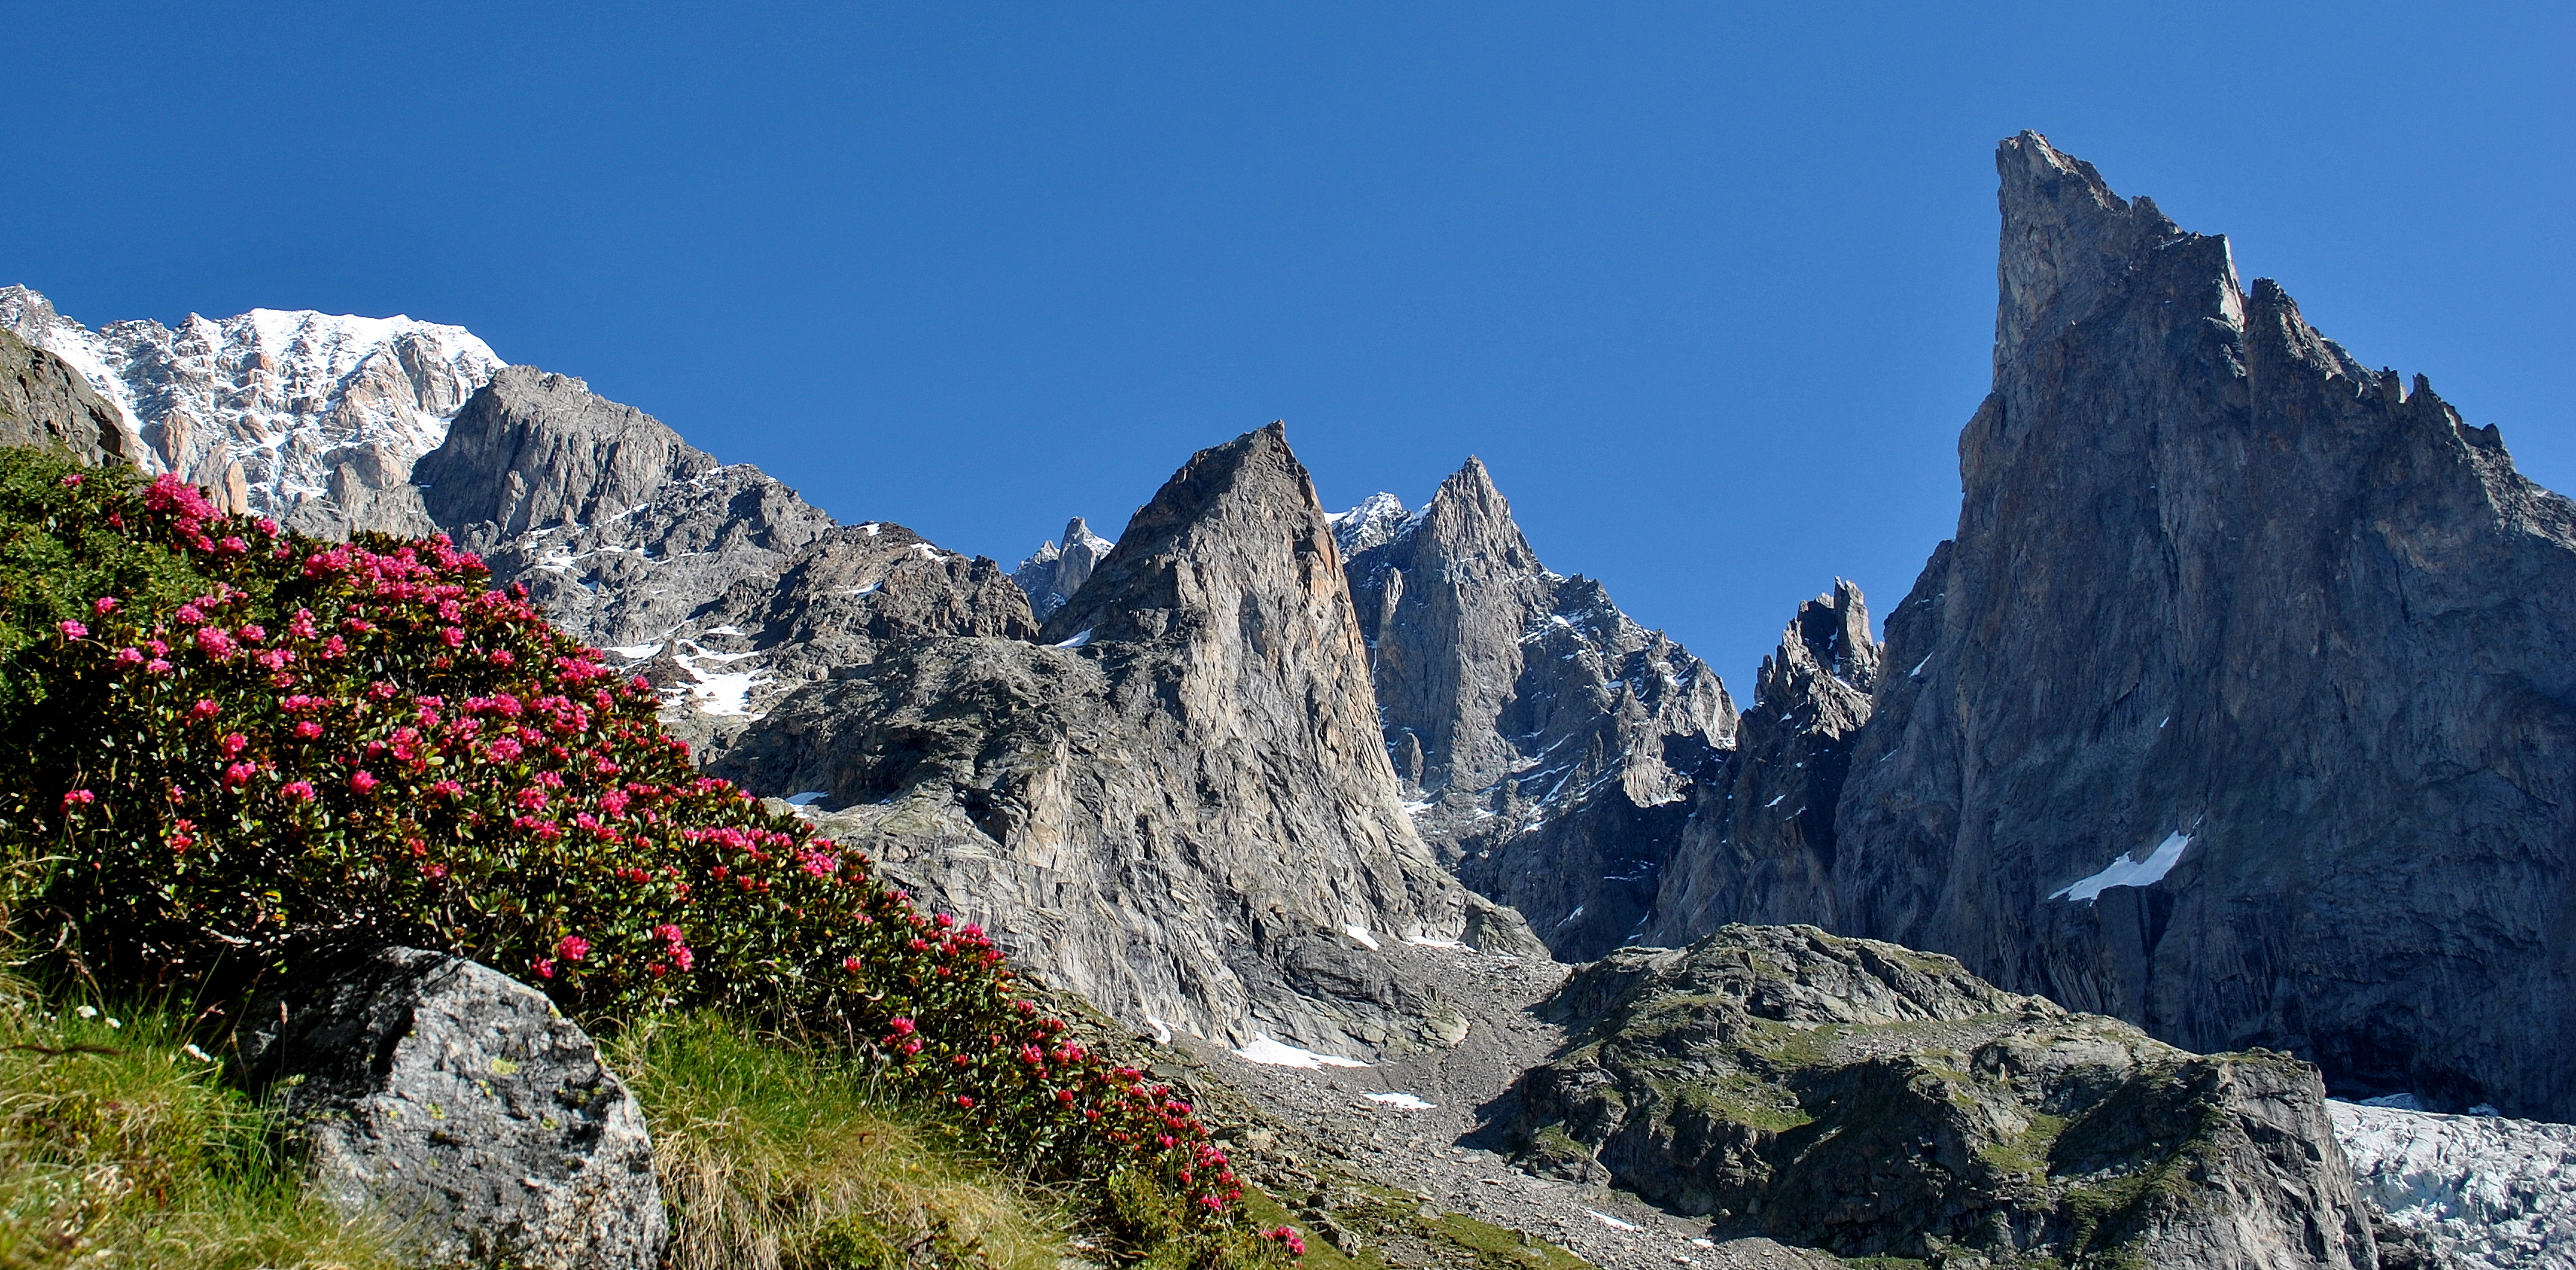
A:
[1012,515,1116,621]
[0,285,501,536]
[0,325,128,466]
[710,424,1496,1058]
[413,366,1032,749]
[1337,461,1738,959]
[2332,1099,2576,1270]
[1508,924,2379,1269]
[1823,131,2576,1121]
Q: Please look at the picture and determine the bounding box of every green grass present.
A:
[0,980,397,1270]
[611,1012,1078,1270]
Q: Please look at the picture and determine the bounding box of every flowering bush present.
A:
[0,449,1275,1263]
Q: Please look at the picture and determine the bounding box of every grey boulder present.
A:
[239,947,663,1270]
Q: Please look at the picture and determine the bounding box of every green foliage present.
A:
[0,981,397,1269]
[0,450,1287,1264]
[617,1012,1072,1270]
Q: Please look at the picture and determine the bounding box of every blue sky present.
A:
[7,3,2568,688]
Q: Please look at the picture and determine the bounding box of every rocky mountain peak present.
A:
[1779,580,1878,704]
[417,366,728,539]
[1326,489,1410,558]
[1825,133,2576,1120]
[0,284,501,536]
[1010,515,1115,622]
[1993,130,2187,370]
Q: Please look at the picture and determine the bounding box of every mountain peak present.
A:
[1994,130,2191,369]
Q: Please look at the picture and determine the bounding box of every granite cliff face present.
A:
[1828,133,2576,1120]
[415,367,1032,748]
[1510,924,2378,1269]
[710,425,1490,1056]
[1338,461,1737,959]
[0,285,500,535]
[0,326,127,466]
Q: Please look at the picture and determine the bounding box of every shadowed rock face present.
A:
[1510,924,2376,1269]
[1341,460,1737,959]
[415,367,1032,749]
[0,326,127,466]
[1645,582,1878,944]
[712,425,1481,1056]
[1830,132,2576,1119]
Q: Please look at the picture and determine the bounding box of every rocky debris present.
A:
[2332,1099,2576,1270]
[0,325,127,466]
[1011,515,1116,621]
[713,424,1479,1058]
[1339,463,1737,959]
[0,284,500,534]
[413,368,1031,749]
[1504,924,2377,1269]
[1644,583,1877,943]
[1823,130,2576,1120]
[237,947,663,1270]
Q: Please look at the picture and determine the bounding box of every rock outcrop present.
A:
[414,367,1032,748]
[1338,461,1737,958]
[711,424,1479,1057]
[0,326,127,466]
[0,285,500,535]
[2332,1099,2576,1270]
[238,947,664,1270]
[1825,131,2576,1120]
[1509,924,2378,1269]
[1644,582,1878,943]
[1011,516,1116,621]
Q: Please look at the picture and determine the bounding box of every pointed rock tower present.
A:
[1835,133,2576,1118]
[715,424,1481,1055]
[1341,458,1737,958]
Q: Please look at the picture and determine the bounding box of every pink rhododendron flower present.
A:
[92,597,117,615]
[556,935,590,962]
[58,620,86,638]
[223,762,255,787]
[349,771,378,794]
[60,789,94,810]
[280,780,315,801]
[190,699,220,720]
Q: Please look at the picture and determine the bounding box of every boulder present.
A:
[239,947,663,1270]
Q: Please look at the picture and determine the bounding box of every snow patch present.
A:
[784,792,829,807]
[1583,1210,1641,1232]
[1405,935,1474,951]
[604,643,662,660]
[1362,1092,1434,1110]
[1145,1015,1174,1046]
[1343,924,1381,950]
[1232,1034,1367,1069]
[1053,629,1095,649]
[2050,832,2192,904]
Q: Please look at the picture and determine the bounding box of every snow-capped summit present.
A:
[1326,490,1410,557]
[0,285,503,537]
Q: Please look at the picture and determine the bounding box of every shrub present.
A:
[0,449,1277,1263]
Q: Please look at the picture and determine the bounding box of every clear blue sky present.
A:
[7,3,2568,689]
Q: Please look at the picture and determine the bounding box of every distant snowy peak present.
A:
[1011,515,1116,623]
[1328,491,1411,558]
[0,285,502,536]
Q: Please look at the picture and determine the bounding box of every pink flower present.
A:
[349,771,379,794]
[114,647,144,667]
[532,957,556,980]
[219,733,248,758]
[146,658,173,674]
[194,628,236,659]
[60,789,94,810]
[174,604,204,626]
[92,597,117,615]
[441,626,465,648]
[57,620,87,639]
[430,779,463,798]
[888,1017,916,1035]
[294,720,324,739]
[488,737,523,762]
[842,954,864,974]
[280,780,315,801]
[556,934,591,962]
[58,474,82,487]
[223,762,255,788]
[190,699,220,720]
